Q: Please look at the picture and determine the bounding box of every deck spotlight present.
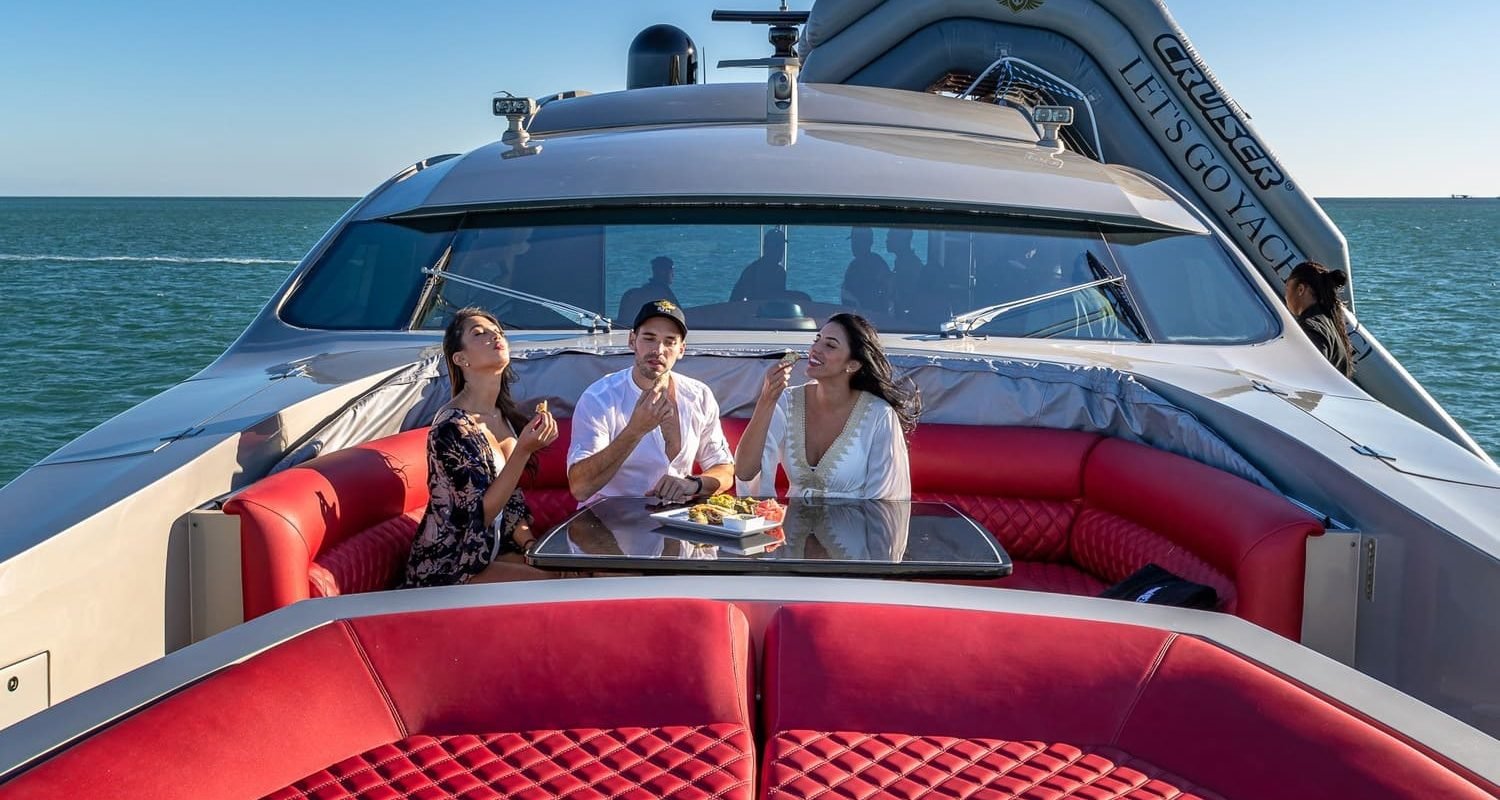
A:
[1033,105,1075,151]
[493,92,542,157]
[493,93,538,144]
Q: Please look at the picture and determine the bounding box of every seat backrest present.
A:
[761,602,1495,800]
[1077,438,1321,639]
[223,428,429,620]
[4,599,754,799]
[909,425,1100,560]
[525,416,579,531]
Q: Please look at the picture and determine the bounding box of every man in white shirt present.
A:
[567,300,735,506]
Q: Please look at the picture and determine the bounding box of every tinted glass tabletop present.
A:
[529,497,1011,577]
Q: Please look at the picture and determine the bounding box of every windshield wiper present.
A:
[940,274,1127,338]
[1083,251,1148,341]
[420,268,613,333]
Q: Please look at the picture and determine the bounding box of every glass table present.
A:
[528,497,1012,578]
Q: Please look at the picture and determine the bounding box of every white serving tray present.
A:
[649,507,781,537]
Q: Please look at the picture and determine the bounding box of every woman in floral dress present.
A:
[403,307,559,586]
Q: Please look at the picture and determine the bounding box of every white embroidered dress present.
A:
[739,384,911,501]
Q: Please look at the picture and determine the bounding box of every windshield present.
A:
[282,216,1276,343]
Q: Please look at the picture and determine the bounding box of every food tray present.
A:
[649,507,781,537]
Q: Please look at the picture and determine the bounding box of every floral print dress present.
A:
[403,408,532,587]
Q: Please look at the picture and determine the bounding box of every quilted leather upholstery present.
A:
[4,599,756,800]
[761,603,1498,800]
[1081,439,1318,638]
[523,489,580,535]
[268,726,754,800]
[1070,509,1236,612]
[310,511,423,598]
[764,730,1217,800]
[225,428,430,619]
[227,412,1319,637]
[915,493,1076,561]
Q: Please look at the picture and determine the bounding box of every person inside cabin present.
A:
[886,228,924,316]
[566,300,736,507]
[841,227,893,314]
[617,255,679,324]
[735,312,917,500]
[1283,260,1355,377]
[729,228,789,303]
[402,307,560,587]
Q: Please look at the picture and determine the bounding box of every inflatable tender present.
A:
[798,0,1492,463]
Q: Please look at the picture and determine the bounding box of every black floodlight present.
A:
[1033,104,1075,150]
[493,95,537,118]
[1033,105,1075,125]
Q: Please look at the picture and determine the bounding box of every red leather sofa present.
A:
[3,599,755,799]
[760,602,1496,800]
[4,600,1492,799]
[223,428,431,620]
[225,418,1321,638]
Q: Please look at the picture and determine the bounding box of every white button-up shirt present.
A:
[567,368,734,506]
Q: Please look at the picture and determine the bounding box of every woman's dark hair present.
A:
[1287,261,1354,376]
[827,312,921,433]
[443,307,531,448]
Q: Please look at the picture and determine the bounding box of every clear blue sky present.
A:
[2,0,1496,197]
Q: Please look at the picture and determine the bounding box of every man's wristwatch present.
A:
[688,475,705,497]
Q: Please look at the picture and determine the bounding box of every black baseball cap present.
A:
[632,299,687,337]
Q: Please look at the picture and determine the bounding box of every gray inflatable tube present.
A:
[798,0,1491,463]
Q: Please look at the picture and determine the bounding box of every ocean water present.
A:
[1,197,1497,486]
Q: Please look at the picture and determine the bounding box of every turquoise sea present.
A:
[1,196,1497,486]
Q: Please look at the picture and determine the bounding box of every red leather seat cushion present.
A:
[1082,438,1320,638]
[268,726,754,800]
[224,428,430,619]
[5,599,755,800]
[763,602,1492,800]
[908,427,1097,560]
[1003,559,1108,595]
[913,494,1078,561]
[309,510,423,598]
[525,417,578,532]
[1071,508,1237,611]
[764,731,1218,800]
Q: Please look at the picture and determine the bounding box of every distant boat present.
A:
[1452,193,1473,198]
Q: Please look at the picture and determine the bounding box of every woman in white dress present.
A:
[736,313,918,500]
[735,314,918,561]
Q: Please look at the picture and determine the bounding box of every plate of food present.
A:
[650,495,785,538]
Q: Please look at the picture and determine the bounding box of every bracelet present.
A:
[689,475,705,497]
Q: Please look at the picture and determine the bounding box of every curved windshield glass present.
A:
[282,215,1276,343]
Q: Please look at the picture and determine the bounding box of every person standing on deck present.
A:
[1283,260,1355,377]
